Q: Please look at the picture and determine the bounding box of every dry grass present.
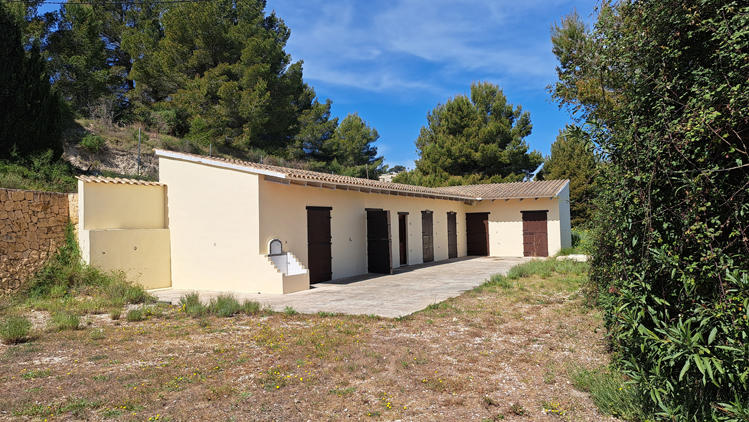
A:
[0,269,615,421]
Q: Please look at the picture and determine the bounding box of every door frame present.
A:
[446,211,457,259]
[421,210,434,263]
[306,206,333,283]
[521,210,549,257]
[465,212,490,256]
[365,208,393,274]
[397,212,408,266]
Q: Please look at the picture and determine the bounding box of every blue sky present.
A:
[267,0,598,169]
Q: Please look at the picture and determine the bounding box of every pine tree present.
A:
[0,3,63,160]
[411,81,542,187]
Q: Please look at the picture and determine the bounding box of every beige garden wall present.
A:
[81,182,166,230]
[78,180,171,289]
[159,157,297,294]
[258,179,469,281]
[88,229,171,289]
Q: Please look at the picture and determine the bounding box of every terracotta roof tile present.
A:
[76,176,164,187]
[436,180,569,199]
[153,150,568,200]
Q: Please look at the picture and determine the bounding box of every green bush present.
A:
[179,292,206,317]
[283,306,297,316]
[126,309,144,322]
[0,315,33,344]
[79,134,106,152]
[241,299,261,315]
[51,312,80,331]
[208,294,240,318]
[0,151,77,192]
[109,308,121,321]
[574,1,749,419]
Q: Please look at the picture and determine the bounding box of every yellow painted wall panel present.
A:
[88,229,171,289]
[81,182,166,230]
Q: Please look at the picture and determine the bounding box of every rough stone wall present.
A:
[0,189,73,294]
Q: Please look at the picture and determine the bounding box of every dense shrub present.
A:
[585,1,749,419]
[79,134,106,152]
[0,151,77,192]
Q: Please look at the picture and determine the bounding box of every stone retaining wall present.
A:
[0,188,76,294]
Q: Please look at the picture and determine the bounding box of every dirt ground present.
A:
[0,273,617,421]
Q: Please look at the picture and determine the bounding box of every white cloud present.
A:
[269,0,581,95]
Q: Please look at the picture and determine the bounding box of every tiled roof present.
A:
[76,176,164,187]
[154,149,568,200]
[436,180,569,199]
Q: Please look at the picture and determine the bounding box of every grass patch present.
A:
[0,315,33,344]
[50,312,80,331]
[283,306,298,316]
[126,309,145,322]
[240,299,261,315]
[568,365,653,420]
[473,258,589,297]
[208,294,241,318]
[21,369,52,380]
[109,308,122,321]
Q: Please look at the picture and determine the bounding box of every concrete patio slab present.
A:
[150,256,530,318]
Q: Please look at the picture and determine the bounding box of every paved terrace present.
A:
[151,256,530,318]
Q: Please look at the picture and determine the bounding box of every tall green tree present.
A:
[321,112,383,179]
[537,125,597,227]
[125,0,317,153]
[46,3,110,117]
[288,98,338,161]
[410,81,542,187]
[0,2,63,160]
[553,1,749,419]
[548,8,622,126]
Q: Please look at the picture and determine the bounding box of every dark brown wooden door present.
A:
[447,212,457,259]
[522,211,548,257]
[421,211,434,263]
[466,213,489,256]
[366,209,393,274]
[307,207,332,283]
[398,214,407,266]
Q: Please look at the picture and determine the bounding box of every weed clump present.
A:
[126,309,145,322]
[51,312,80,331]
[179,292,207,317]
[209,294,241,318]
[0,315,33,344]
[241,299,261,315]
[109,308,122,321]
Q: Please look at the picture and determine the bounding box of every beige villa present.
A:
[76,150,571,294]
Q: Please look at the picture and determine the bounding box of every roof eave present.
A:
[155,149,288,179]
[277,175,475,202]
